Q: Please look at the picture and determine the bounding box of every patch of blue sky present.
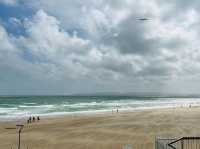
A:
[66,28,89,39]
[0,2,35,36]
[21,50,51,64]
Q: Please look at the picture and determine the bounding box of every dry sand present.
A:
[1,107,200,149]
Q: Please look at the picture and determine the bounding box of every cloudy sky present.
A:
[0,0,200,95]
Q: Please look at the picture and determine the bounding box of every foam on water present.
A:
[0,96,200,121]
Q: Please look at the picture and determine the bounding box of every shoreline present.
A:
[1,96,200,123]
[1,104,197,123]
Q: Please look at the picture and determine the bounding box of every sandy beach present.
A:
[1,107,200,149]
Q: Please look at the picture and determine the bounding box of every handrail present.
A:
[168,137,200,149]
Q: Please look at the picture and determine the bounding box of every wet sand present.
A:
[1,107,200,149]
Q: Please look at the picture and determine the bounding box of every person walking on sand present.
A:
[37,116,40,121]
[29,116,32,123]
[33,116,35,122]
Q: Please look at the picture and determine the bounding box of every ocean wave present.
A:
[18,105,55,108]
[1,97,200,121]
[23,102,37,105]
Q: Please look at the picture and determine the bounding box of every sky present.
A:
[0,0,200,95]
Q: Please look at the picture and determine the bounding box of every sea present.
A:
[0,95,199,121]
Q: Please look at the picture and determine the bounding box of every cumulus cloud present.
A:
[1,0,200,94]
[12,10,147,81]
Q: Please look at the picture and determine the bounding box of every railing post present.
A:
[181,139,184,149]
[155,137,157,149]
